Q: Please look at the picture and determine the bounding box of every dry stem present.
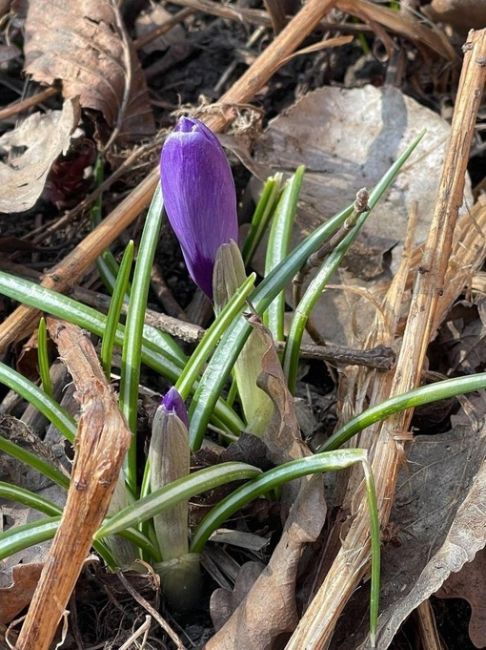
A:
[15,319,131,650]
[286,28,486,649]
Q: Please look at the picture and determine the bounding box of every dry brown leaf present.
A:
[253,318,311,465]
[0,563,43,624]
[436,547,486,648]
[424,0,486,32]
[23,0,155,144]
[0,98,79,213]
[210,561,265,631]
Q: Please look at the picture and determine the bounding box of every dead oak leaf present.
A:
[436,547,486,648]
[23,0,155,144]
[0,563,43,624]
[0,98,79,213]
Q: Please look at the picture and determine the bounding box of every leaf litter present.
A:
[0,98,79,213]
[23,0,155,145]
[252,84,474,347]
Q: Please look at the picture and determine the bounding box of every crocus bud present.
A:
[148,388,201,610]
[160,117,239,298]
[149,388,190,562]
[161,386,189,428]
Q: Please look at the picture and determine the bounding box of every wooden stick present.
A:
[133,7,194,49]
[336,0,455,60]
[15,319,131,650]
[416,600,444,650]
[286,27,486,649]
[0,86,57,121]
[0,0,336,354]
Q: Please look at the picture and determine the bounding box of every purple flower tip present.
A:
[160,117,239,299]
[162,387,189,428]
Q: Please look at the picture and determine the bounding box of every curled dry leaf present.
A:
[0,98,79,213]
[23,0,155,144]
[253,319,311,464]
[207,320,326,650]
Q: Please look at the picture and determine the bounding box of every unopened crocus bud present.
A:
[149,388,201,610]
[160,116,238,298]
[149,388,190,562]
[161,386,189,427]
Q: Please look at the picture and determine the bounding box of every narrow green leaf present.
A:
[101,241,134,378]
[0,436,69,488]
[190,449,367,552]
[120,186,164,493]
[176,273,256,400]
[0,361,76,442]
[363,461,380,646]
[0,481,63,515]
[263,166,304,341]
[0,516,60,561]
[242,174,283,265]
[37,316,53,397]
[319,371,486,452]
[0,273,241,434]
[0,515,117,568]
[284,210,369,393]
[96,462,261,539]
[0,272,184,373]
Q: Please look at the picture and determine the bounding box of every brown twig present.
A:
[15,319,131,650]
[336,0,455,60]
[286,28,486,649]
[150,263,188,321]
[416,600,444,650]
[71,284,394,369]
[0,0,337,353]
[133,7,194,49]
[0,86,57,121]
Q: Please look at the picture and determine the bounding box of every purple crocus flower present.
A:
[162,387,189,428]
[160,117,238,298]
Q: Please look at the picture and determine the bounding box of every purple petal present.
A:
[160,117,239,298]
[162,387,189,427]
